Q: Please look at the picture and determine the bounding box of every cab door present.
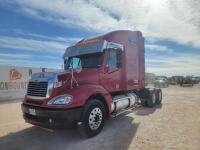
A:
[99,48,123,92]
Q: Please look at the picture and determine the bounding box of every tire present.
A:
[140,99,147,106]
[155,89,162,105]
[78,99,106,138]
[147,90,156,107]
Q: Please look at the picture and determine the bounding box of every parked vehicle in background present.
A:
[168,79,177,85]
[196,77,200,84]
[154,76,169,88]
[169,76,184,85]
[145,73,156,86]
[21,30,162,138]
[191,77,200,84]
[180,76,194,86]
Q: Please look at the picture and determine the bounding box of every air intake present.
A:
[27,81,48,98]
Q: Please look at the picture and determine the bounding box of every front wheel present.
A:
[78,99,105,138]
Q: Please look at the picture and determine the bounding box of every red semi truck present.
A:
[21,30,162,137]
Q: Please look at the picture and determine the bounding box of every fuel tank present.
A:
[111,92,137,113]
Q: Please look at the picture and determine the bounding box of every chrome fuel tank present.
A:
[111,93,137,113]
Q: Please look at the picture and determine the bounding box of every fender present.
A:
[51,84,113,113]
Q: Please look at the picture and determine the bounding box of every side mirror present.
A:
[70,57,82,73]
[76,61,82,73]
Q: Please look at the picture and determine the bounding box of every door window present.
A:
[108,49,122,68]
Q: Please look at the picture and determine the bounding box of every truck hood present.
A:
[30,70,69,82]
[57,68,100,86]
[30,68,100,86]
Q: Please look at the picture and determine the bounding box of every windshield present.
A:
[64,52,103,70]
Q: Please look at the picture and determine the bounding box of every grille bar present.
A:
[27,81,48,97]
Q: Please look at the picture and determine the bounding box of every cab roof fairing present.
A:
[63,40,123,59]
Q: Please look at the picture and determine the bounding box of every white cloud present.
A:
[0,32,81,69]
[0,53,31,59]
[145,44,173,52]
[14,29,81,43]
[0,35,67,53]
[0,58,62,69]
[0,51,63,68]
[0,52,61,60]
[0,52,63,68]
[15,0,127,31]
[146,65,200,76]
[1,0,200,74]
[145,53,200,76]
[7,0,200,48]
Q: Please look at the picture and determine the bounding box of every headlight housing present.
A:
[48,94,73,105]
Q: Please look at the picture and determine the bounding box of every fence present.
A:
[0,65,60,102]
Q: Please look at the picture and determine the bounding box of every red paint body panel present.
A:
[24,84,112,111]
[76,30,145,91]
[102,30,145,90]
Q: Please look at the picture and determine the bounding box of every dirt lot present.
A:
[0,85,200,150]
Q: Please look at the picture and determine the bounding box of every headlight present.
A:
[48,94,73,105]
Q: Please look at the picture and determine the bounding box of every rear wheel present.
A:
[78,99,105,138]
[140,99,147,106]
[155,89,162,105]
[147,90,156,107]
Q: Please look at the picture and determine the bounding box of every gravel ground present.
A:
[0,84,200,150]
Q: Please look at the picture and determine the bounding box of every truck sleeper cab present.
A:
[21,30,162,137]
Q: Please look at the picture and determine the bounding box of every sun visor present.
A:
[63,40,107,58]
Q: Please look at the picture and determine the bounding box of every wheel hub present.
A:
[89,107,102,130]
[94,115,100,122]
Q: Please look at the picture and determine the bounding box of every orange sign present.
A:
[10,68,22,80]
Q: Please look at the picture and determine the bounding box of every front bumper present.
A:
[21,104,83,129]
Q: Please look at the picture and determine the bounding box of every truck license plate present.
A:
[29,108,36,116]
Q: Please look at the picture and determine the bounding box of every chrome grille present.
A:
[27,81,48,97]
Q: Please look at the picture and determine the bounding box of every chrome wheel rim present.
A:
[88,107,102,130]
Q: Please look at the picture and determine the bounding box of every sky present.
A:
[0,0,199,76]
